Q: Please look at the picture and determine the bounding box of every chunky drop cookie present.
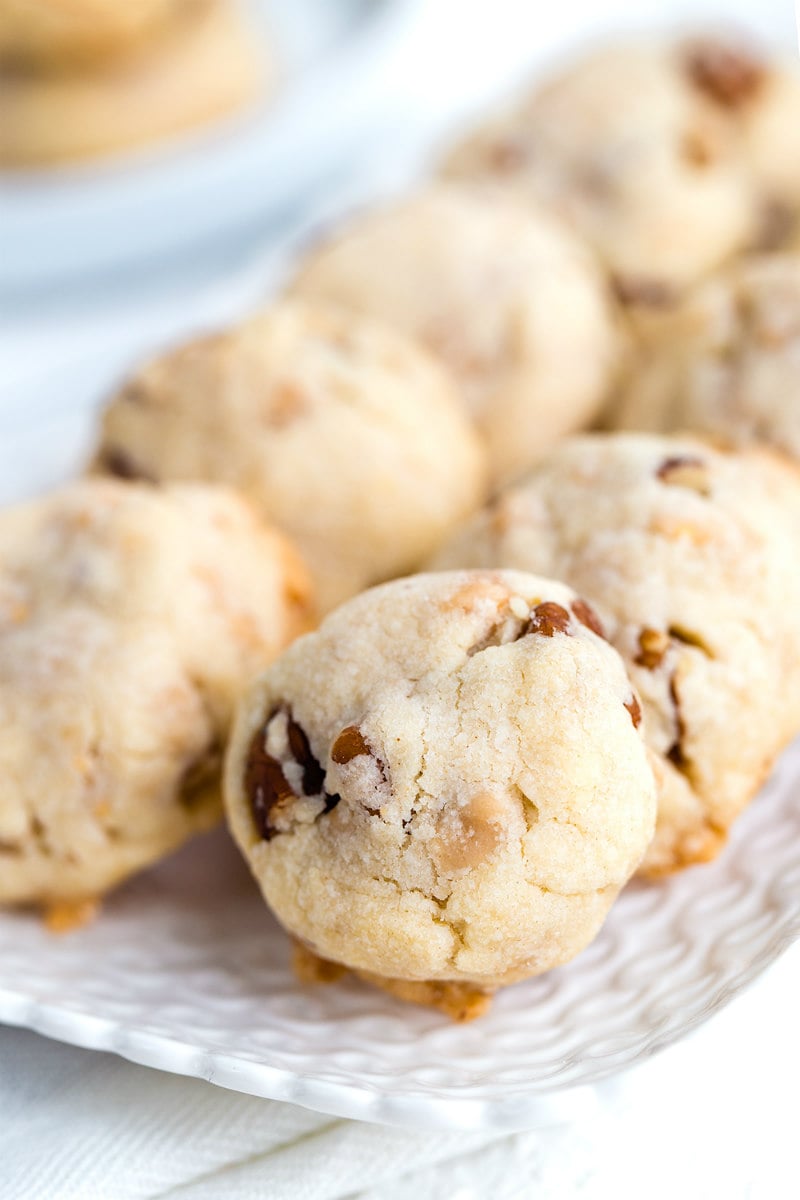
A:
[291,184,622,486]
[0,1,263,165]
[0,0,192,69]
[433,434,800,875]
[224,570,656,1017]
[94,300,487,613]
[0,479,311,910]
[614,254,800,458]
[443,37,796,298]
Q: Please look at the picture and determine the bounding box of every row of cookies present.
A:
[4,31,800,1017]
[0,0,263,164]
[217,32,800,1012]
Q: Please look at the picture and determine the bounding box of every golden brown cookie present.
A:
[224,570,656,1014]
[0,0,263,165]
[0,478,311,909]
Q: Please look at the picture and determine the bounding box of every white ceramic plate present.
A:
[0,389,799,1131]
[0,0,426,292]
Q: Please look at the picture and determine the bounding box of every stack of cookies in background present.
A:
[3,29,800,1020]
[0,0,264,165]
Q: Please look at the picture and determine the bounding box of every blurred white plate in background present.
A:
[0,0,425,291]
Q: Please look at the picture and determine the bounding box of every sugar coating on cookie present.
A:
[433,434,800,875]
[614,254,800,459]
[94,300,487,613]
[0,479,311,907]
[224,570,655,996]
[443,38,783,294]
[0,0,263,166]
[291,184,622,485]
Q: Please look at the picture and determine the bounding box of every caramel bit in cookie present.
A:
[681,128,718,168]
[571,598,606,639]
[752,199,797,252]
[287,715,326,795]
[118,381,150,406]
[331,725,370,765]
[179,741,222,809]
[611,276,676,308]
[99,447,154,483]
[666,672,689,772]
[444,577,510,615]
[432,792,507,874]
[266,381,308,428]
[486,138,527,173]
[245,723,296,841]
[358,972,493,1022]
[636,627,670,669]
[656,456,711,496]
[44,898,99,934]
[528,601,571,637]
[292,940,348,985]
[668,625,714,658]
[683,40,765,108]
[624,694,643,729]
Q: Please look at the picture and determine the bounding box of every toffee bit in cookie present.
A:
[245,724,296,841]
[287,714,326,795]
[611,276,676,308]
[99,447,154,483]
[118,381,150,406]
[636,627,670,669]
[656,456,710,495]
[752,200,797,252]
[624,694,643,729]
[179,742,222,809]
[527,601,572,637]
[681,128,718,168]
[331,725,371,765]
[683,40,765,108]
[666,673,689,771]
[668,625,714,658]
[571,599,606,639]
[486,139,527,173]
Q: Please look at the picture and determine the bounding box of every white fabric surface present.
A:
[0,945,797,1198]
[1,2,799,1197]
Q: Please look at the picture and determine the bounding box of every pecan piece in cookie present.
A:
[657,456,711,495]
[331,726,371,764]
[527,601,571,637]
[683,40,765,108]
[571,598,606,639]
[245,723,296,841]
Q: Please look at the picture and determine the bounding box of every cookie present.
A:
[224,570,656,1015]
[443,38,774,298]
[94,300,487,613]
[290,184,622,486]
[432,434,800,875]
[613,254,800,459]
[0,479,311,908]
[0,0,192,70]
[0,0,263,165]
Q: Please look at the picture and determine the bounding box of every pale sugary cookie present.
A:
[224,570,656,1015]
[0,0,263,165]
[0,0,193,69]
[614,254,800,459]
[0,479,311,908]
[443,38,785,297]
[432,434,800,875]
[94,300,487,614]
[291,184,622,486]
